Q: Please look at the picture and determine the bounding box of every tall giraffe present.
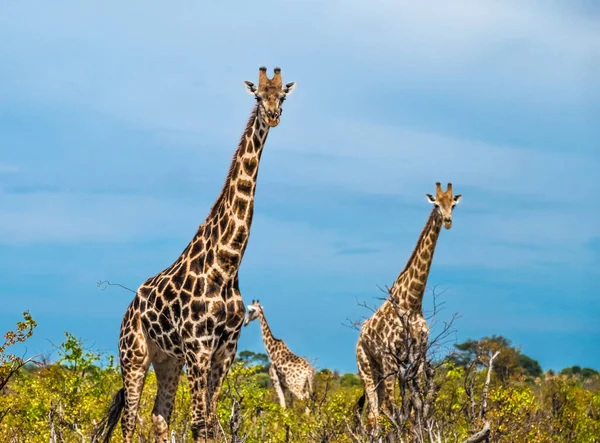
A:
[95,67,296,443]
[355,183,462,426]
[244,300,315,409]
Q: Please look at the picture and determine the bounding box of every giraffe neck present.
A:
[257,311,281,359]
[390,208,443,313]
[183,105,270,276]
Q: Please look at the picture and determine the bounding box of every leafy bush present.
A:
[1,317,598,442]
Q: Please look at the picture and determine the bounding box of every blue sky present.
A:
[1,0,599,374]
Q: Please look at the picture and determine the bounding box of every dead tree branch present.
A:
[229,399,246,443]
[462,422,491,443]
[480,351,500,420]
[0,354,40,391]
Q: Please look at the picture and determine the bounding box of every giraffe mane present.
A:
[397,208,439,279]
[207,104,259,218]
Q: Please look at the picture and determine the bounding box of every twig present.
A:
[96,280,136,293]
[345,421,365,443]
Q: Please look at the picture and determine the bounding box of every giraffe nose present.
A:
[443,217,451,223]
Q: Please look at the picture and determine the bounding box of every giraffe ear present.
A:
[283,82,296,96]
[244,81,258,95]
[453,194,463,204]
[426,194,436,204]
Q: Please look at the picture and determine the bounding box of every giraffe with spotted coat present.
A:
[95,67,296,443]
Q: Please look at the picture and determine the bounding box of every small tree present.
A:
[0,311,37,391]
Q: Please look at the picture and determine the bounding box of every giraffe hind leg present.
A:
[356,342,381,430]
[119,312,151,443]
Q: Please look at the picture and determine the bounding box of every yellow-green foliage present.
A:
[0,311,37,388]
[0,332,121,441]
[1,318,599,442]
[216,364,363,443]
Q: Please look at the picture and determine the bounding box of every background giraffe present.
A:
[95,67,296,443]
[244,300,315,409]
[355,183,462,427]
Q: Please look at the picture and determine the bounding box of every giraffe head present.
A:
[244,67,296,128]
[426,182,462,229]
[243,299,262,326]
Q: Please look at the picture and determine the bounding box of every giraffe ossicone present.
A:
[94,67,296,443]
[355,182,462,429]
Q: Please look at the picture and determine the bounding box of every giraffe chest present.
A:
[138,275,245,356]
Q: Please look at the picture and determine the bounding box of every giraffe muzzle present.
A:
[243,313,252,327]
[263,109,281,127]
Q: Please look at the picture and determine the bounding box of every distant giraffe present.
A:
[244,300,314,409]
[95,67,296,443]
[356,183,462,427]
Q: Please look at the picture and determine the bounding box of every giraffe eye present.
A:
[434,203,440,209]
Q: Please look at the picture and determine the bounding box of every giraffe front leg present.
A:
[301,373,313,415]
[186,347,216,443]
[269,364,287,408]
[151,354,184,443]
[379,357,398,421]
[207,328,242,435]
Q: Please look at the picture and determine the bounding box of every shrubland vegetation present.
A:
[1,311,599,442]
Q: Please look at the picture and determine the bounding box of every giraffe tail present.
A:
[91,387,125,443]
[355,390,366,417]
